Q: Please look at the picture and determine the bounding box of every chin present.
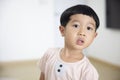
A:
[73,46,85,50]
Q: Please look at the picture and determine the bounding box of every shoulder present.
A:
[41,47,61,59]
[81,57,99,80]
[44,47,61,55]
[83,57,98,72]
[37,48,61,71]
[46,47,61,53]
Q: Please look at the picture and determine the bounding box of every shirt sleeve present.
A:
[82,61,99,80]
[83,67,99,80]
[37,49,50,73]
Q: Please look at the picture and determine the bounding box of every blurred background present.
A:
[0,0,120,80]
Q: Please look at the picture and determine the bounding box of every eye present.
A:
[73,24,79,28]
[87,26,93,31]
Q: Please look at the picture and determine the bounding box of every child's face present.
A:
[59,14,97,50]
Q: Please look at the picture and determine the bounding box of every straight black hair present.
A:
[60,5,100,30]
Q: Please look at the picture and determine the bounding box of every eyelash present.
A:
[73,24,79,28]
[72,24,94,31]
[87,26,93,30]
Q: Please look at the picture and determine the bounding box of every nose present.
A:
[78,28,86,36]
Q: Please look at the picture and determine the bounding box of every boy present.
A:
[38,4,100,80]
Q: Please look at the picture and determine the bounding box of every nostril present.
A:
[80,33,85,36]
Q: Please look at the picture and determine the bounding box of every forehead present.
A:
[69,14,96,25]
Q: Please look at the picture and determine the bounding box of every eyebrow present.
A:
[88,22,96,27]
[70,20,80,23]
[71,20,95,25]
[71,19,96,28]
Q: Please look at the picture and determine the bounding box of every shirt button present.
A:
[57,69,61,72]
[59,64,63,67]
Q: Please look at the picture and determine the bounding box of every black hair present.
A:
[60,4,100,30]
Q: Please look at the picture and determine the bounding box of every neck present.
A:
[60,47,84,62]
[62,47,83,58]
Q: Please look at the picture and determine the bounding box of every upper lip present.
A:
[77,37,85,43]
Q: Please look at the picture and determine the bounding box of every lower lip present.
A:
[76,40,84,46]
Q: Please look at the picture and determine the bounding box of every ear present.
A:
[59,26,65,37]
[94,32,98,38]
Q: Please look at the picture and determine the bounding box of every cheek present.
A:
[65,33,73,40]
[86,33,95,40]
[65,31,76,42]
[87,35,95,43]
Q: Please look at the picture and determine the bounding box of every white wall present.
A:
[0,0,120,66]
[0,0,55,61]
[87,0,120,66]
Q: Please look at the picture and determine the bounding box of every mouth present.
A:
[76,38,85,45]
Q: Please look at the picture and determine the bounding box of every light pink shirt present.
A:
[38,48,99,80]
